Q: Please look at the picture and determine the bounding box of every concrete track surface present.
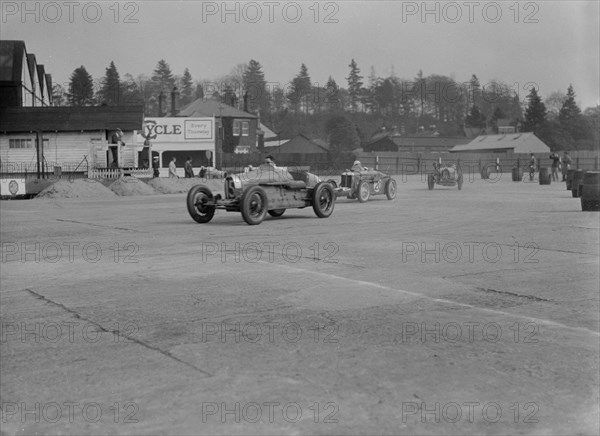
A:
[1,174,598,435]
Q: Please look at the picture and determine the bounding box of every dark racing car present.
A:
[186,164,336,225]
[328,163,397,202]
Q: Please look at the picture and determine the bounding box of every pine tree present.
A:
[98,61,121,105]
[346,59,363,112]
[152,59,175,92]
[68,66,94,106]
[522,87,547,132]
[243,59,268,113]
[180,68,194,107]
[324,76,341,112]
[558,84,590,140]
[465,105,487,129]
[288,63,311,113]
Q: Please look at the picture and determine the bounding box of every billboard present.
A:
[141,118,214,142]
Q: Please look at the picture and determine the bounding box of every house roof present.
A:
[179,98,257,118]
[450,132,551,153]
[270,134,329,154]
[258,122,277,139]
[365,133,467,151]
[0,40,26,82]
[0,106,145,132]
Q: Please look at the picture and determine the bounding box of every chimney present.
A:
[158,91,165,117]
[171,86,179,116]
[243,91,249,113]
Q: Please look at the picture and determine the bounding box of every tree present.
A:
[68,66,94,106]
[545,90,567,120]
[180,68,194,107]
[288,63,311,113]
[120,73,143,106]
[324,76,341,112]
[98,61,121,105]
[52,83,67,106]
[490,107,506,133]
[325,115,360,158]
[465,105,487,129]
[346,59,363,112]
[242,60,268,113]
[522,87,547,132]
[412,70,427,118]
[152,59,175,92]
[558,84,590,140]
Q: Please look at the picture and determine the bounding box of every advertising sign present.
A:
[141,118,214,142]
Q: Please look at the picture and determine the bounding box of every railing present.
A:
[87,168,153,179]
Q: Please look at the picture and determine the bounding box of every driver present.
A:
[351,160,366,171]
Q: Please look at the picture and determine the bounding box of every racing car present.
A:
[328,168,397,202]
[186,164,336,225]
[427,162,463,190]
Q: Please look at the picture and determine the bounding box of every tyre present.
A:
[457,175,463,190]
[427,174,435,190]
[241,186,268,225]
[357,181,370,203]
[268,209,286,217]
[312,182,335,218]
[385,178,397,200]
[186,185,216,223]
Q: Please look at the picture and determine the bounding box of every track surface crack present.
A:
[23,288,213,378]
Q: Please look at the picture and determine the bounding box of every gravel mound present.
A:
[36,179,116,199]
[146,177,224,194]
[108,177,157,196]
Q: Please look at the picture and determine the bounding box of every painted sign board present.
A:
[141,118,214,142]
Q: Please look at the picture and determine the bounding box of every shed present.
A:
[449,132,551,154]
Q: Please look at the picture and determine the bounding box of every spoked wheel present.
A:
[427,174,435,190]
[357,181,370,203]
[268,209,286,217]
[312,182,335,218]
[241,186,268,225]
[186,185,216,223]
[385,178,397,200]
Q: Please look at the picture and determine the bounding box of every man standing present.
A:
[550,152,560,182]
[169,157,179,178]
[562,151,572,181]
[184,156,194,178]
[528,153,536,181]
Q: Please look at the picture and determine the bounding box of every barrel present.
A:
[571,170,584,197]
[512,167,523,182]
[566,168,577,190]
[539,167,551,185]
[581,171,600,211]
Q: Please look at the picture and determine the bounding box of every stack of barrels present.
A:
[567,169,599,211]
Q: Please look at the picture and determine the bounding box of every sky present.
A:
[2,0,599,109]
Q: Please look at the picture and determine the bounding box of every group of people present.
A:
[528,151,572,181]
[166,157,206,179]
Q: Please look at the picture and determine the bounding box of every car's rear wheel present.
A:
[268,209,286,217]
[312,182,335,218]
[428,174,435,190]
[241,186,268,225]
[357,181,370,203]
[187,185,216,223]
[385,178,397,200]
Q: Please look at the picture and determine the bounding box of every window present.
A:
[9,138,33,149]
[233,120,250,136]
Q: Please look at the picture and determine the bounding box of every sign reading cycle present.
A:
[142,117,214,142]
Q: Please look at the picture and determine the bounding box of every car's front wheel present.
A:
[357,181,370,202]
[312,182,335,218]
[187,185,216,223]
[241,186,268,225]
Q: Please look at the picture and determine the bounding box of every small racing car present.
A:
[427,162,463,190]
[186,164,336,225]
[328,169,397,202]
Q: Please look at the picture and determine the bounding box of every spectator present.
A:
[152,156,160,178]
[169,157,179,178]
[562,151,572,181]
[184,156,194,178]
[549,152,560,181]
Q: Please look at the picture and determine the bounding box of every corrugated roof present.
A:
[0,106,145,132]
[179,98,257,118]
[450,132,550,153]
[0,40,26,82]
